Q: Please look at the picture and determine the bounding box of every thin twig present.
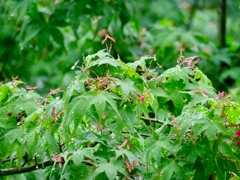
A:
[140,116,173,126]
[121,131,151,137]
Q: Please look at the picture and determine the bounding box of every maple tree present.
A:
[0,42,240,179]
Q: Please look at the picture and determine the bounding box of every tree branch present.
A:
[121,130,151,137]
[140,116,173,126]
[0,160,53,176]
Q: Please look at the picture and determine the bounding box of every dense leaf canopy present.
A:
[1,49,240,179]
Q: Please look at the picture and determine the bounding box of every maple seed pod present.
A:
[26,86,38,90]
[235,130,240,137]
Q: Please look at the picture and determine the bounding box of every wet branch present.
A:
[0,160,53,176]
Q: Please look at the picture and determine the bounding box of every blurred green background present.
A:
[0,0,239,101]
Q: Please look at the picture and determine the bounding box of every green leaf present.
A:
[193,158,208,180]
[191,121,210,139]
[12,0,31,20]
[115,78,136,100]
[197,81,216,97]
[4,128,22,145]
[21,23,41,47]
[225,102,240,124]
[218,140,237,159]
[119,149,139,164]
[24,129,37,158]
[212,121,226,134]
[186,144,198,163]
[150,87,169,98]
[116,104,137,131]
[6,81,25,88]
[91,58,123,68]
[50,27,65,48]
[215,157,226,179]
[0,119,16,131]
[65,91,121,133]
[0,84,10,103]
[169,89,184,111]
[194,68,213,86]
[84,50,123,68]
[72,148,95,167]
[159,66,185,82]
[45,97,64,118]
[45,130,58,153]
[206,124,216,143]
[64,96,89,131]
[100,162,117,180]
[161,161,176,180]
[63,71,88,103]
[16,146,25,168]
[127,56,153,70]
[204,155,215,176]
[87,158,118,180]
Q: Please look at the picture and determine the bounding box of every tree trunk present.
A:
[218,0,227,48]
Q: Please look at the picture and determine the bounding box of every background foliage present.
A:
[0,0,239,98]
[0,0,240,179]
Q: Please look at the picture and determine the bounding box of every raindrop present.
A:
[19,107,24,111]
[36,165,39,169]
[11,59,16,65]
[52,167,55,171]
[19,44,24,51]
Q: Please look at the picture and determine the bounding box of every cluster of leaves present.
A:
[1,0,240,95]
[0,49,239,179]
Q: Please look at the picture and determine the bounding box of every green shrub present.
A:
[0,49,239,179]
